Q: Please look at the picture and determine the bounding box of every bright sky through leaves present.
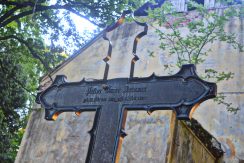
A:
[44,0,99,54]
[70,13,97,34]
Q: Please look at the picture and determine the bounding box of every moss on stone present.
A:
[183,118,224,159]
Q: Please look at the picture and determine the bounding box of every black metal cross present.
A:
[36,5,217,163]
[37,64,216,163]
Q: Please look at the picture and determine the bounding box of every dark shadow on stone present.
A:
[239,159,244,163]
[183,118,224,159]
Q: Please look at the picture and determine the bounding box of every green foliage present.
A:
[148,0,243,113]
[0,53,29,162]
[214,94,240,114]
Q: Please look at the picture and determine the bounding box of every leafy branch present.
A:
[0,35,53,82]
[0,1,101,28]
[148,0,244,113]
[0,59,36,97]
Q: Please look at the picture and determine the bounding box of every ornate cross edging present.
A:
[36,6,217,163]
[37,64,216,121]
[36,64,216,163]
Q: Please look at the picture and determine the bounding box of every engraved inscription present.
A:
[83,86,147,103]
[123,86,147,93]
[105,87,121,94]
[83,96,145,103]
[40,78,210,108]
[38,61,217,163]
[86,87,102,95]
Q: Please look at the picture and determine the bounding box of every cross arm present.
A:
[36,64,216,121]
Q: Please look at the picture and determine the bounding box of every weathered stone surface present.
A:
[15,107,95,163]
[16,12,244,163]
[169,118,219,163]
[16,22,175,163]
[120,111,172,163]
[193,17,244,163]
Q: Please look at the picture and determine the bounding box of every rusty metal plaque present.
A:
[37,64,216,163]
